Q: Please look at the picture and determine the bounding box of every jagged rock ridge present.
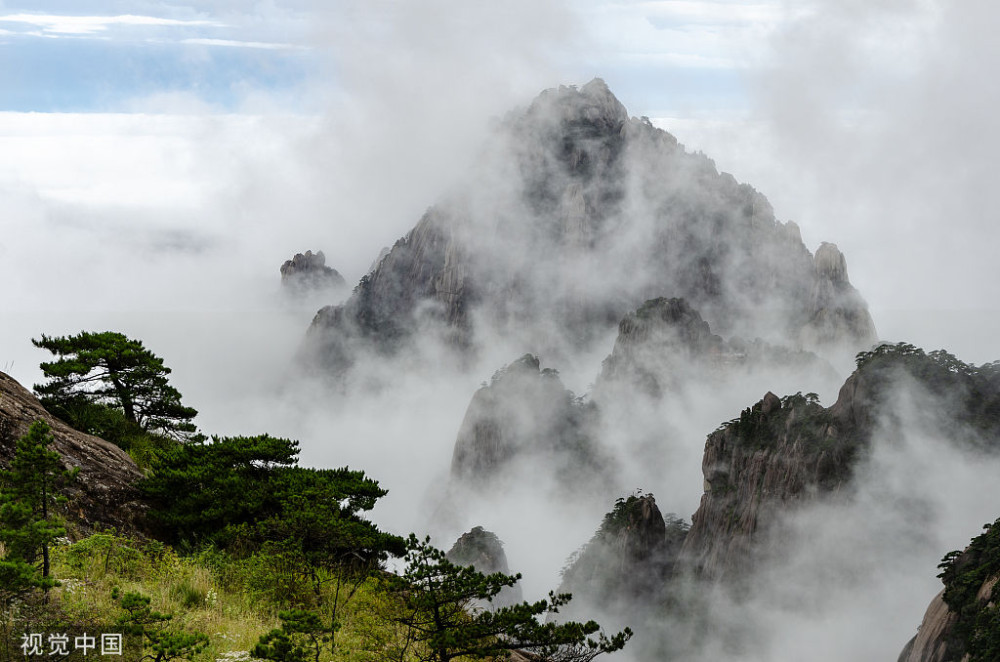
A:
[0,371,145,534]
[304,79,876,376]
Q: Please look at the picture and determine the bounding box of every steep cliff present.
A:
[0,371,145,534]
[679,390,856,581]
[449,354,610,493]
[303,79,877,377]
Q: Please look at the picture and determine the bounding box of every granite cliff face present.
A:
[304,79,876,376]
[679,390,856,582]
[897,590,962,662]
[899,517,1000,662]
[0,371,145,534]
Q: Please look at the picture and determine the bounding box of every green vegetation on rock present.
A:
[938,518,1000,662]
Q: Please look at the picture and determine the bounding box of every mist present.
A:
[2,1,999,661]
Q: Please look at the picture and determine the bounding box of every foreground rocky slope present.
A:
[304,79,876,376]
[0,370,144,534]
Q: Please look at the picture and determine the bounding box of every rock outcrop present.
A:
[679,390,856,582]
[899,517,1000,662]
[449,354,610,493]
[896,590,961,662]
[559,493,687,607]
[447,526,523,608]
[0,371,145,534]
[303,79,877,377]
[800,242,878,352]
[280,250,346,294]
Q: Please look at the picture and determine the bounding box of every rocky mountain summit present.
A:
[280,250,346,295]
[0,371,144,534]
[559,493,687,608]
[680,389,854,582]
[303,79,876,377]
[449,354,609,492]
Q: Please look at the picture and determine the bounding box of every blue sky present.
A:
[0,6,315,111]
[0,1,776,115]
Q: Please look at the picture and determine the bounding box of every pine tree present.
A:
[0,420,77,602]
[33,331,197,440]
[387,535,632,662]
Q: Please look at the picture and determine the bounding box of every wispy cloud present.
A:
[0,13,224,36]
[180,38,306,51]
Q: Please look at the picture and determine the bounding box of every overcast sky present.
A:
[2,0,999,383]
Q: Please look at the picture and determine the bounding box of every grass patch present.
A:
[0,532,437,662]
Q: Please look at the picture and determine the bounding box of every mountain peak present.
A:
[525,77,629,131]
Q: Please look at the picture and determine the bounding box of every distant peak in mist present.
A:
[301,79,877,381]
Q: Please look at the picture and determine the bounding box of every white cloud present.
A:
[0,13,223,35]
[616,50,743,70]
[579,0,781,77]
